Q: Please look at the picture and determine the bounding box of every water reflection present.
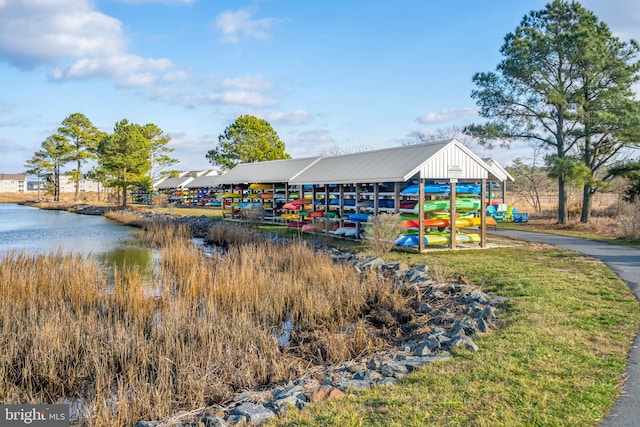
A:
[0,204,156,278]
[98,244,154,271]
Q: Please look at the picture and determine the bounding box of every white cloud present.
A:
[212,7,282,44]
[53,54,174,87]
[263,110,312,125]
[416,108,478,125]
[0,0,184,90]
[161,69,192,83]
[186,91,276,107]
[220,76,274,91]
[0,0,123,68]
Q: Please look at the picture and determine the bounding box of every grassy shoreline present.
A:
[2,199,639,425]
[274,245,640,426]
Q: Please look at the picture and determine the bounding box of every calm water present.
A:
[0,203,154,269]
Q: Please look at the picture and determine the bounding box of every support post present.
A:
[450,180,457,249]
[394,182,400,214]
[480,178,487,248]
[418,180,425,252]
[373,183,379,216]
[502,180,507,204]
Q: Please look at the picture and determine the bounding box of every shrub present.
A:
[364,213,405,258]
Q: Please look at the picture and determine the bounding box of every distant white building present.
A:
[58,174,101,193]
[0,173,26,192]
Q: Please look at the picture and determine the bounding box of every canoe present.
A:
[399,200,417,209]
[330,226,356,235]
[343,228,361,237]
[282,203,299,210]
[402,217,497,228]
[249,183,272,190]
[301,223,323,232]
[281,213,300,220]
[220,192,241,199]
[456,217,497,227]
[308,211,325,218]
[413,199,481,213]
[261,193,274,199]
[395,233,481,246]
[402,219,448,228]
[348,213,371,223]
[330,198,356,206]
[291,198,312,206]
[401,184,481,196]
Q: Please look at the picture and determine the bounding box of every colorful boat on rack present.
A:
[291,198,312,206]
[220,192,241,199]
[348,213,371,223]
[249,183,273,190]
[281,213,300,221]
[395,233,481,246]
[301,222,323,232]
[400,184,481,196]
[402,217,497,228]
[402,218,449,228]
[413,199,481,213]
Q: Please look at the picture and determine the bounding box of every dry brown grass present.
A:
[0,222,404,426]
[364,212,405,258]
[0,191,116,204]
[0,192,35,203]
[506,192,640,241]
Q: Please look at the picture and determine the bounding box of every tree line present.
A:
[467,0,640,224]
[23,113,291,206]
[24,113,177,206]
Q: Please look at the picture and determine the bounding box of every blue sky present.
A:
[1,0,639,174]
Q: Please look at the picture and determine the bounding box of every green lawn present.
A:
[271,242,640,426]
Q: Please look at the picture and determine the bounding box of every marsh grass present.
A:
[364,213,405,258]
[0,222,403,426]
[104,209,154,229]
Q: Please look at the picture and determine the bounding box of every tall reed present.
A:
[0,222,404,426]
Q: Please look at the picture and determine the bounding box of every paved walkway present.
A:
[489,229,640,427]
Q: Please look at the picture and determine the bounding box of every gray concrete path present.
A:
[489,229,640,427]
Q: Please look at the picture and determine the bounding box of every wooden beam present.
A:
[480,178,487,248]
[450,180,457,250]
[394,182,400,214]
[418,180,425,252]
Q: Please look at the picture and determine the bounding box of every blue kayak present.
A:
[400,183,481,196]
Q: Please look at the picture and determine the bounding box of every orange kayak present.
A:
[403,217,497,228]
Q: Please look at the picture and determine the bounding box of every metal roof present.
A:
[154,176,194,189]
[186,175,221,188]
[215,156,321,185]
[482,158,515,182]
[0,173,26,180]
[289,139,492,185]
